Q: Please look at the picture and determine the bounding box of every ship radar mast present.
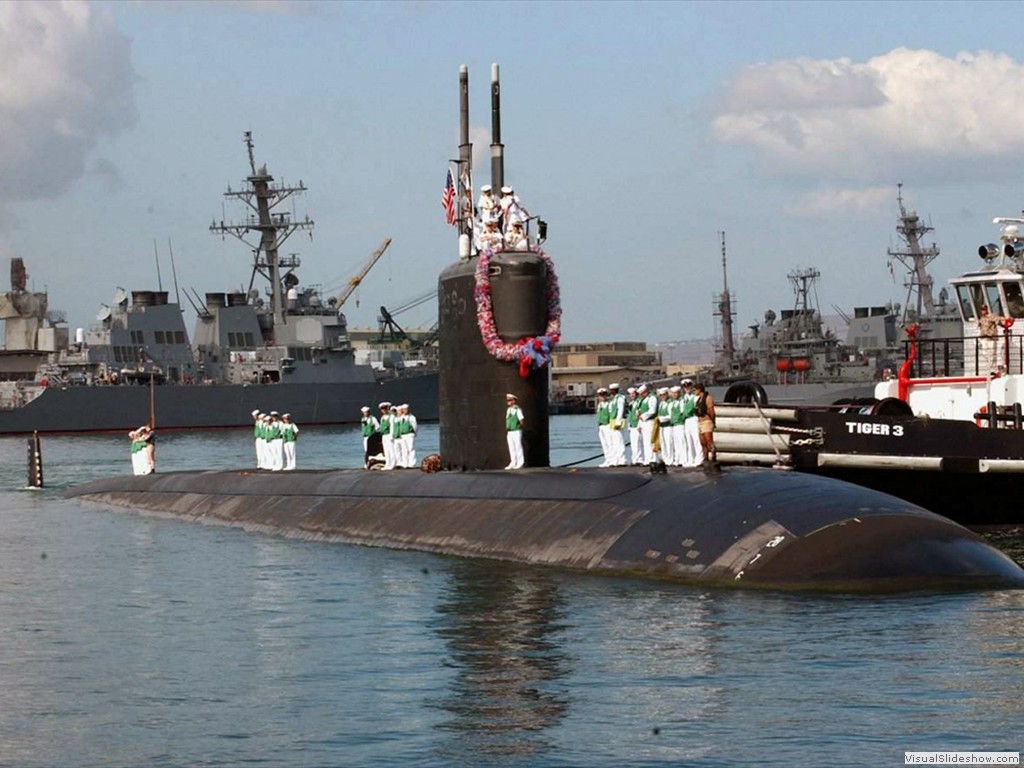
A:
[786,267,823,341]
[210,131,315,329]
[713,231,736,364]
[888,183,939,324]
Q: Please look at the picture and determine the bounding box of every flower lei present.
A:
[474,244,561,378]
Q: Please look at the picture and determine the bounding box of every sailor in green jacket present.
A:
[281,413,299,470]
[607,383,627,466]
[505,393,525,469]
[681,379,702,467]
[626,387,644,465]
[398,403,417,468]
[251,409,262,469]
[596,388,612,467]
[268,411,285,471]
[360,406,379,454]
[669,385,686,467]
[379,402,396,470]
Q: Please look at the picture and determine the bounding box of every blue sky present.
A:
[2,0,1023,345]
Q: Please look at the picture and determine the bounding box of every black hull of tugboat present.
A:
[787,410,1024,527]
[0,372,439,435]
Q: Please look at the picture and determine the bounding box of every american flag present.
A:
[441,168,456,226]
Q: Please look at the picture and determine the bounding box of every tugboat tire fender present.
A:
[724,381,769,406]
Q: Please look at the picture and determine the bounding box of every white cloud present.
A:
[787,186,893,216]
[0,0,137,204]
[712,48,1024,181]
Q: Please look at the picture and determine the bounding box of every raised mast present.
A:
[490,63,504,193]
[716,231,735,363]
[210,131,314,333]
[888,183,939,323]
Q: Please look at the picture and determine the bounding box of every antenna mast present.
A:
[715,231,735,362]
[888,183,939,324]
[210,131,314,330]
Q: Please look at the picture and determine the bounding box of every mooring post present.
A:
[27,431,43,488]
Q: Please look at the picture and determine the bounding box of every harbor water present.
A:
[0,415,1021,767]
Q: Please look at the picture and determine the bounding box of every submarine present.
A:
[65,64,1024,593]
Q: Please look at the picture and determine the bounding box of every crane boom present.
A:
[336,237,392,310]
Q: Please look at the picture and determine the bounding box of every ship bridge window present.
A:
[130,330,145,345]
[244,332,254,347]
[1005,282,1024,318]
[155,331,166,344]
[985,283,1005,316]
[956,285,975,320]
[228,332,238,347]
[175,331,186,344]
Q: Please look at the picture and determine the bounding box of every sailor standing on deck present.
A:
[129,427,145,475]
[626,387,644,465]
[637,384,658,465]
[607,383,627,466]
[399,404,417,468]
[479,218,504,252]
[281,413,299,470]
[669,386,686,467]
[596,388,612,467]
[251,410,262,468]
[268,411,284,471]
[477,184,497,224]
[499,186,529,231]
[377,402,393,470]
[504,220,528,251]
[505,394,525,470]
[360,406,379,454]
[656,388,674,466]
[681,379,701,467]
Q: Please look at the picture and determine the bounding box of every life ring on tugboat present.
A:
[976,404,987,428]
[724,381,769,406]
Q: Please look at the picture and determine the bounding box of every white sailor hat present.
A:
[360,406,370,412]
[506,393,517,400]
[609,383,620,390]
[501,186,512,194]
[626,387,637,394]
[379,401,391,409]
[638,383,648,392]
[282,413,291,419]
[657,387,669,395]
[511,219,523,227]
[670,385,682,393]
[481,184,492,192]
[251,409,260,417]
[399,403,409,409]
[682,378,693,385]
[270,410,279,416]
[597,387,608,394]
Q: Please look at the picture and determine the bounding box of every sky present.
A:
[2,0,1024,346]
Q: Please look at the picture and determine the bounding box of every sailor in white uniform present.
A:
[656,387,674,466]
[626,387,644,465]
[360,406,379,454]
[268,411,284,471]
[504,220,528,251]
[505,393,525,470]
[681,379,702,467]
[607,383,627,466]
[479,218,504,252]
[499,186,529,231]
[477,184,497,224]
[251,409,262,468]
[399,403,417,468]
[595,388,612,466]
[637,383,658,465]
[379,402,395,470]
[281,413,299,470]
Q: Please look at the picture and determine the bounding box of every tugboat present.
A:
[715,211,1024,527]
[0,134,438,434]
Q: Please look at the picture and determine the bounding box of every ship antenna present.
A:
[168,237,182,311]
[245,130,257,176]
[714,231,735,364]
[153,239,163,291]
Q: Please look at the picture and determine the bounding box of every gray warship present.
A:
[0,134,437,434]
[709,188,960,405]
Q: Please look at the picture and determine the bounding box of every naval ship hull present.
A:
[0,372,438,435]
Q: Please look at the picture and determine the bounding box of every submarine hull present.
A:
[64,467,1024,592]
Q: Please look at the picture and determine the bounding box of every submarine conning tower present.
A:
[439,63,555,471]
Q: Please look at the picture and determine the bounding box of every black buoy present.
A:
[27,430,43,488]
